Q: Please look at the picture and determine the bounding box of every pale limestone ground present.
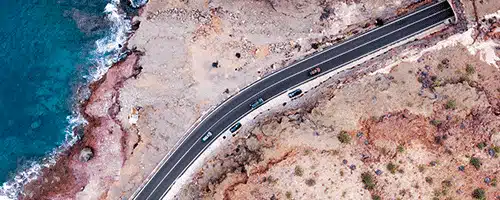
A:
[163,21,455,199]
[178,42,500,199]
[174,4,500,197]
[105,0,422,198]
[462,0,500,21]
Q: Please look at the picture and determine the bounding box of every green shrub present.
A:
[372,194,381,200]
[305,178,316,186]
[466,64,476,75]
[445,100,457,110]
[441,188,449,196]
[441,58,450,65]
[338,131,351,144]
[432,78,442,88]
[472,188,486,200]
[437,63,445,71]
[493,146,500,153]
[361,172,376,190]
[266,175,277,184]
[433,189,442,197]
[476,142,486,150]
[397,145,405,153]
[380,147,389,156]
[418,164,425,173]
[441,179,452,188]
[425,177,433,184]
[459,75,471,83]
[470,157,482,170]
[430,119,442,126]
[294,165,303,176]
[387,162,398,174]
[285,191,292,199]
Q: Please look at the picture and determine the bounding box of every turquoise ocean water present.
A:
[0,0,146,198]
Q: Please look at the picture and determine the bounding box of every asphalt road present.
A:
[133,1,454,199]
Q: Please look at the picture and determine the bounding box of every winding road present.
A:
[132,1,455,199]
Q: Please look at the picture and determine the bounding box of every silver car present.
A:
[201,131,213,142]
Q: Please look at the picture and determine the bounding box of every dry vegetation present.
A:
[109,0,435,198]
[119,0,500,198]
[177,38,500,200]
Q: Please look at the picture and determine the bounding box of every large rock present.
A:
[79,147,94,162]
[131,18,141,31]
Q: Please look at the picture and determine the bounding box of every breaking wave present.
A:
[0,0,132,199]
[130,0,149,8]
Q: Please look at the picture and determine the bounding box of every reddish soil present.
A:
[20,52,142,200]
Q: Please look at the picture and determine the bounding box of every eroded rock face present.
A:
[131,17,141,31]
[107,0,443,198]
[179,45,500,200]
[20,52,142,200]
[79,147,94,162]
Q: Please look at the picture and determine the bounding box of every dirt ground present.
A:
[178,45,500,200]
[13,0,500,198]
[103,0,436,198]
[174,3,500,200]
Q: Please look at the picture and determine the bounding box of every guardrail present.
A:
[130,1,452,198]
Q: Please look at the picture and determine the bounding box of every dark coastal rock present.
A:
[132,18,141,31]
[79,147,94,162]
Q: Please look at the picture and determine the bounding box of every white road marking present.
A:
[161,17,450,200]
[132,5,446,195]
[152,8,452,200]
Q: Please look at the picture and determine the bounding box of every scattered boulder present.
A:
[311,43,320,49]
[131,18,141,31]
[79,147,94,162]
[128,106,142,125]
[488,148,495,157]
[212,61,219,68]
[320,7,334,21]
[484,177,491,184]
[246,137,260,152]
[287,113,301,121]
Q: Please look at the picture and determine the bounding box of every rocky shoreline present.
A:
[21,49,143,199]
[15,0,499,199]
[18,0,448,199]
[176,28,500,200]
[14,1,150,198]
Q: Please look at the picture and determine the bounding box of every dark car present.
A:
[230,122,242,133]
[308,67,321,76]
[250,98,264,109]
[288,89,302,98]
[201,131,213,142]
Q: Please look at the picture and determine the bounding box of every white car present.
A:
[201,131,213,142]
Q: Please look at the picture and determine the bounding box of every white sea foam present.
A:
[0,0,133,199]
[0,112,85,199]
[91,0,131,80]
[130,0,148,8]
